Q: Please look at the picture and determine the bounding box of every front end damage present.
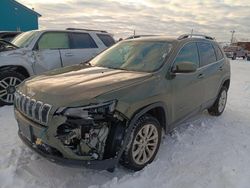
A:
[15,100,129,169]
[54,101,127,161]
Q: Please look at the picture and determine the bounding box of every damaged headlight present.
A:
[56,100,117,119]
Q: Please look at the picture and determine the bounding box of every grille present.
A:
[14,91,52,126]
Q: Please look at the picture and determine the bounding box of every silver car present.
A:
[0,28,115,106]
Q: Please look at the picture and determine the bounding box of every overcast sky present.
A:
[17,0,250,42]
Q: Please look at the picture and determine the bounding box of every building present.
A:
[232,42,250,51]
[0,0,41,31]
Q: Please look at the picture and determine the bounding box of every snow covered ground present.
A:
[1,59,250,188]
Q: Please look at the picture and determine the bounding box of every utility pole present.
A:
[133,30,136,38]
[230,30,235,44]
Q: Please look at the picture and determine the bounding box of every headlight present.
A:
[56,100,117,119]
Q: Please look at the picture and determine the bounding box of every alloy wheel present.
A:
[132,124,159,165]
[0,77,22,103]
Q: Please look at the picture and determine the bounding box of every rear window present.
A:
[97,34,115,47]
[70,33,97,49]
[197,42,217,66]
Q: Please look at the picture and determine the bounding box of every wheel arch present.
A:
[116,102,169,169]
[216,77,230,98]
[222,79,230,90]
[0,65,31,78]
[128,102,169,133]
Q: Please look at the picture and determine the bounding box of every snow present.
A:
[1,59,250,188]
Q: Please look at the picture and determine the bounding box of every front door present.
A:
[33,32,70,74]
[169,42,205,125]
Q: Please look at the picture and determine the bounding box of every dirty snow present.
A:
[1,59,250,188]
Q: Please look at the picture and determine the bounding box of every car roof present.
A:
[125,36,177,42]
[124,35,216,44]
[36,29,113,35]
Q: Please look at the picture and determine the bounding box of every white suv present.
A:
[0,28,115,106]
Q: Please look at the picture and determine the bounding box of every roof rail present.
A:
[178,34,215,40]
[125,35,159,40]
[66,28,108,33]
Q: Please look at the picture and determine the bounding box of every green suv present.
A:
[14,34,230,171]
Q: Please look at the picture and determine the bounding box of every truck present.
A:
[223,45,248,60]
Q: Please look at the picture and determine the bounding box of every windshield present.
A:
[12,30,39,48]
[90,40,172,72]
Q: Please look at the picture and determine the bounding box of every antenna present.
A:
[191,29,193,37]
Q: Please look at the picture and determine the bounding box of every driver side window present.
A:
[37,32,69,50]
[174,43,199,68]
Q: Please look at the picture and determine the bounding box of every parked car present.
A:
[14,34,230,171]
[0,31,21,42]
[0,28,115,106]
[223,45,248,60]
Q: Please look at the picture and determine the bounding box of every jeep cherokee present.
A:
[14,34,230,171]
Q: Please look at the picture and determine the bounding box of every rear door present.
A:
[60,32,99,66]
[33,32,69,74]
[197,42,224,105]
[169,42,205,123]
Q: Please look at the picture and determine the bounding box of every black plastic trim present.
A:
[18,131,118,170]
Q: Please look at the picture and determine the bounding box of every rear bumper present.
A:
[18,130,118,170]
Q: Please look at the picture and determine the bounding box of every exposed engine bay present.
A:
[56,111,126,160]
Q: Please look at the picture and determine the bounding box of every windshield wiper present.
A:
[85,62,92,66]
[109,67,127,70]
[80,60,93,66]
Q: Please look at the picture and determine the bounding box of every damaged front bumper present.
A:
[18,131,118,170]
[15,106,127,170]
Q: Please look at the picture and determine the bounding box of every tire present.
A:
[0,70,25,106]
[121,114,162,171]
[208,86,228,116]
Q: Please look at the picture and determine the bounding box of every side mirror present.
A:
[172,61,197,73]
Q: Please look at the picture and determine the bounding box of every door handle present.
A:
[197,73,204,79]
[218,66,223,71]
[65,52,73,57]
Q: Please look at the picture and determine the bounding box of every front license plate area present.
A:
[19,122,32,142]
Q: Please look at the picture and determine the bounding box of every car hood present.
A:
[0,48,29,56]
[19,66,152,107]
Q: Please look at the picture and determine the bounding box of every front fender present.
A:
[0,55,35,76]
